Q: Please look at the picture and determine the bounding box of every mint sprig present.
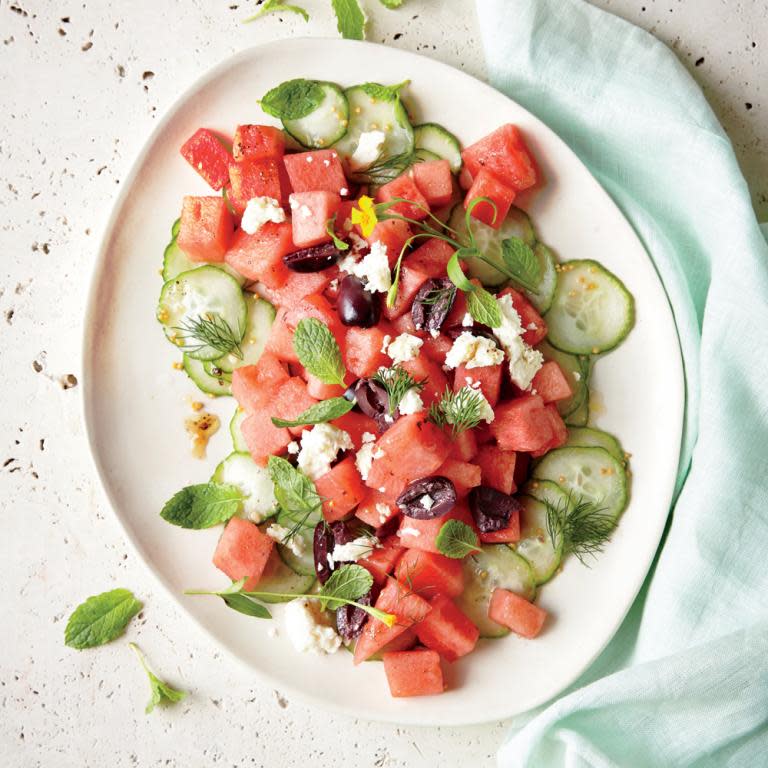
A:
[318,564,373,610]
[501,237,541,293]
[130,643,187,714]
[359,81,409,102]
[160,483,244,529]
[272,396,354,428]
[260,78,324,120]
[292,317,346,386]
[435,520,481,559]
[467,286,502,327]
[64,589,143,649]
[331,0,366,39]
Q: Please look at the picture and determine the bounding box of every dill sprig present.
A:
[372,364,426,415]
[428,386,485,436]
[174,313,243,359]
[544,494,615,565]
[348,149,432,187]
[419,283,457,308]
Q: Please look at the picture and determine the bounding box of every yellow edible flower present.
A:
[350,195,378,238]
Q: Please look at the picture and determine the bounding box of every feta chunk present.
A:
[398,527,421,538]
[349,130,386,170]
[297,423,353,481]
[448,385,496,425]
[375,503,391,524]
[331,535,379,562]
[386,333,423,365]
[380,334,392,354]
[240,196,286,234]
[350,241,391,294]
[492,295,544,389]
[287,441,300,455]
[355,439,379,481]
[217,455,277,522]
[265,523,306,558]
[284,598,341,655]
[445,332,505,370]
[461,312,474,327]
[420,494,435,510]
[397,388,424,415]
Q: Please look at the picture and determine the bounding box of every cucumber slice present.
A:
[162,235,245,285]
[514,494,563,585]
[455,545,536,639]
[333,83,414,166]
[157,266,248,361]
[524,478,570,508]
[413,123,462,173]
[546,260,635,355]
[210,295,275,374]
[211,451,278,523]
[413,148,441,162]
[533,446,628,522]
[255,552,316,604]
[230,407,248,452]
[171,217,181,238]
[182,354,232,397]
[525,243,557,314]
[565,395,590,427]
[537,341,590,419]
[282,81,349,149]
[564,427,625,464]
[448,205,536,287]
[273,509,317,576]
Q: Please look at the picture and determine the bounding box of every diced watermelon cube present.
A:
[395,550,464,598]
[459,166,474,191]
[450,429,478,462]
[444,288,469,327]
[355,490,399,529]
[231,353,289,413]
[461,124,538,192]
[365,460,409,499]
[283,149,348,195]
[229,159,285,213]
[271,376,318,437]
[368,219,412,267]
[491,395,553,453]
[315,457,367,522]
[488,588,547,638]
[289,191,341,248]
[530,405,568,458]
[376,173,430,220]
[177,195,234,263]
[383,649,444,697]
[414,594,479,661]
[241,411,292,465]
[359,535,405,585]
[532,361,573,403]
[353,577,432,664]
[376,627,417,656]
[401,356,448,408]
[212,517,274,589]
[408,237,455,277]
[475,444,517,495]
[464,168,516,229]
[232,124,285,162]
[335,200,357,235]
[498,287,547,345]
[514,452,531,489]
[180,128,232,191]
[410,159,453,208]
[331,411,379,450]
[263,270,336,308]
[396,501,476,553]
[421,332,453,365]
[435,458,482,498]
[454,363,503,407]
[344,326,390,379]
[224,222,294,288]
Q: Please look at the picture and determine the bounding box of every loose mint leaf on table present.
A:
[318,564,374,610]
[331,0,366,40]
[160,483,244,529]
[435,520,481,559]
[359,81,410,101]
[378,0,405,7]
[243,0,310,23]
[467,286,502,327]
[501,236,542,292]
[260,78,325,120]
[129,643,187,714]
[271,396,354,428]
[292,317,347,386]
[64,588,143,649]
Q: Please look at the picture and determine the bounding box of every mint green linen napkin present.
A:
[474,1,768,765]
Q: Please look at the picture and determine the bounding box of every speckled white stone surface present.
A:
[1,1,765,766]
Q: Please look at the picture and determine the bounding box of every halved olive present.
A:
[396,476,457,519]
[469,486,523,533]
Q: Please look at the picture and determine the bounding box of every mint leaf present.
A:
[65,589,143,649]
[501,237,542,292]
[331,0,366,39]
[271,396,354,428]
[219,593,273,618]
[378,0,405,7]
[129,644,187,714]
[326,216,349,251]
[319,564,374,610]
[267,456,321,524]
[293,317,346,386]
[446,251,475,293]
[260,79,325,120]
[243,0,309,22]
[467,286,502,327]
[359,81,409,102]
[160,483,243,529]
[435,520,481,559]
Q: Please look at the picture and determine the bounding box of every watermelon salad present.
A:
[157,78,635,698]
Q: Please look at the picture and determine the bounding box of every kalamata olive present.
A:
[338,275,381,327]
[313,520,360,583]
[283,242,342,272]
[443,322,496,341]
[469,486,523,533]
[412,278,457,332]
[353,378,393,431]
[336,583,380,641]
[396,476,457,519]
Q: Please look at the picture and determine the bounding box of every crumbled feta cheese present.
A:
[380,334,392,354]
[349,130,386,170]
[445,332,505,369]
[492,294,525,347]
[284,598,341,655]
[362,432,376,444]
[398,527,421,538]
[329,278,339,292]
[299,204,313,219]
[306,155,314,163]
[397,388,424,415]
[573,371,582,382]
[240,196,286,234]
[355,440,377,481]
[326,552,335,570]
[332,535,379,562]
[349,232,368,253]
[287,441,299,455]
[265,524,306,557]
[527,322,537,331]
[375,503,391,524]
[348,241,391,294]
[492,295,544,389]
[338,253,358,274]
[462,312,474,327]
[340,187,349,196]
[386,333,423,365]
[429,329,440,339]
[420,494,434,510]
[297,423,353,481]
[219,457,277,522]
[289,197,299,211]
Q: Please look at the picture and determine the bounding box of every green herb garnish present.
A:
[260,78,325,120]
[428,385,487,436]
[544,495,614,564]
[129,643,187,714]
[358,80,409,102]
[372,364,425,415]
[271,396,354,428]
[160,483,244,529]
[435,520,481,559]
[243,0,309,23]
[292,317,347,386]
[500,237,541,293]
[325,215,350,251]
[173,313,243,359]
[331,0,366,39]
[267,456,323,544]
[64,589,143,650]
